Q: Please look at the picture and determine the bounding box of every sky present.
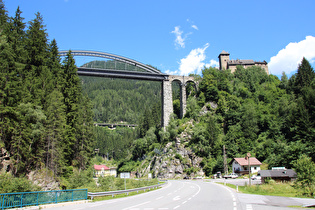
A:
[4,0,315,78]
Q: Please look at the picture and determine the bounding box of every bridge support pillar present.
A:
[180,82,187,118]
[162,75,196,128]
[162,80,173,128]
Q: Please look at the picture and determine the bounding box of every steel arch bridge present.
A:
[58,50,168,81]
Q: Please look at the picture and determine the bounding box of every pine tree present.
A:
[74,95,94,170]
[7,6,27,64]
[295,57,315,93]
[48,39,63,89]
[45,89,66,175]
[61,51,82,165]
[0,0,8,29]
[24,12,50,105]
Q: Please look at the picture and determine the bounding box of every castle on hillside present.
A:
[218,50,269,74]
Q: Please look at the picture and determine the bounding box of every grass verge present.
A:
[218,182,307,198]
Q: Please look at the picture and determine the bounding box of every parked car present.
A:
[223,173,238,179]
[251,175,261,180]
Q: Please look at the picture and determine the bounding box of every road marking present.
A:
[246,204,253,210]
[173,205,180,209]
[173,196,180,201]
[122,201,151,210]
[167,193,172,196]
[182,201,187,204]
[158,208,169,210]
[156,196,164,200]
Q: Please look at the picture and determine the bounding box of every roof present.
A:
[219,50,230,56]
[233,157,262,166]
[94,164,110,170]
[228,59,255,65]
[259,169,297,178]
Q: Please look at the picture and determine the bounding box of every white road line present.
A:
[156,196,164,200]
[173,196,180,201]
[182,201,187,204]
[158,208,169,210]
[122,201,151,210]
[246,204,253,210]
[173,205,180,209]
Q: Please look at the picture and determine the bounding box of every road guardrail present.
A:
[88,182,166,200]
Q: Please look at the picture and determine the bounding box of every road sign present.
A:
[120,172,130,179]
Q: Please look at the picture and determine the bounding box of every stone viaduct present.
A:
[162,75,196,127]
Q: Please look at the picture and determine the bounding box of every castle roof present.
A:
[228,59,255,65]
[219,50,230,55]
[228,59,268,66]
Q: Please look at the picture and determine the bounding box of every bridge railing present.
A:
[88,182,166,200]
[0,189,87,209]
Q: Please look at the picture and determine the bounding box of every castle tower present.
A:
[218,50,230,70]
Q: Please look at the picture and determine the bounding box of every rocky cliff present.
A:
[136,120,205,179]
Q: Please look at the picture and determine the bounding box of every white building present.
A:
[232,157,262,174]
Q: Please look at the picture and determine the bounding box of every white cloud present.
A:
[269,36,315,75]
[191,25,198,30]
[165,69,179,75]
[171,26,185,48]
[207,59,219,68]
[178,43,218,75]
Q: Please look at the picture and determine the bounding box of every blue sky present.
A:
[4,0,315,78]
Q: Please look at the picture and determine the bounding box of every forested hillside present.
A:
[80,75,161,124]
[0,3,94,176]
[120,62,315,178]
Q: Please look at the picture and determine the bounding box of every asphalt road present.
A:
[48,180,315,210]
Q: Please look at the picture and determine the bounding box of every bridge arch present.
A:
[59,50,163,75]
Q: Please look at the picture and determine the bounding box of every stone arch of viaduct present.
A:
[162,75,197,127]
[59,50,197,128]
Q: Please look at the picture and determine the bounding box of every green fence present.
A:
[0,189,87,209]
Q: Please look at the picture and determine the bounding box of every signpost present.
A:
[120,172,130,191]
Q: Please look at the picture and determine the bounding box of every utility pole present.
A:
[247,152,251,186]
[223,145,228,175]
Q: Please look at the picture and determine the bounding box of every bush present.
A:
[293,155,315,197]
[66,168,94,189]
[0,173,40,193]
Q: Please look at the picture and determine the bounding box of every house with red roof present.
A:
[94,164,117,177]
[232,157,262,174]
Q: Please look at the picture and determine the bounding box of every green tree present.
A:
[7,6,27,64]
[294,155,315,197]
[61,50,82,165]
[295,57,315,93]
[45,89,66,175]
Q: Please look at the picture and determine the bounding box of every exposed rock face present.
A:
[138,130,205,179]
[28,170,59,191]
[0,147,11,173]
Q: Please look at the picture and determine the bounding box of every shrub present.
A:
[0,173,40,193]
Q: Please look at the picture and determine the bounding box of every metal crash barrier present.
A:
[0,189,87,209]
[88,182,166,200]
